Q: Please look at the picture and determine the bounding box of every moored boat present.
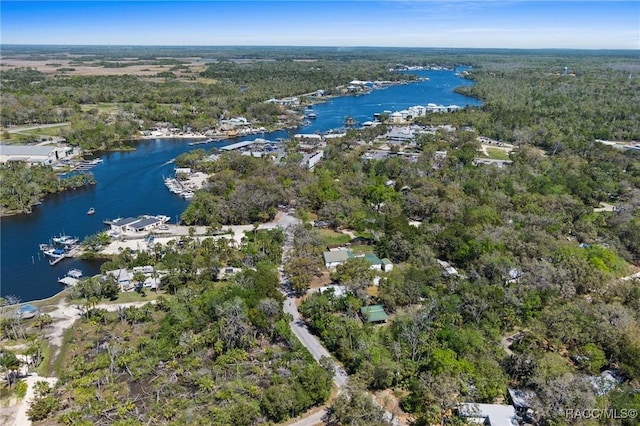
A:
[58,268,83,286]
[52,234,78,245]
[66,268,83,279]
[43,248,66,258]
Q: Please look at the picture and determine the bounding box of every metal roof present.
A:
[364,253,382,265]
[131,217,161,229]
[360,305,388,323]
[0,145,56,156]
[323,250,351,264]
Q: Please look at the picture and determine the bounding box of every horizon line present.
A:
[1,43,638,52]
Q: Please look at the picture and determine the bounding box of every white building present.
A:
[0,145,69,165]
[457,403,518,426]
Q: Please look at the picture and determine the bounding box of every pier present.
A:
[47,247,81,266]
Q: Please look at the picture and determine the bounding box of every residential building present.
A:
[457,403,519,426]
[381,258,394,272]
[323,250,352,268]
[360,305,388,323]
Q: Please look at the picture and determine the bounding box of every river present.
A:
[0,68,480,302]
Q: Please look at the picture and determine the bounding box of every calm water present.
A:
[0,68,480,301]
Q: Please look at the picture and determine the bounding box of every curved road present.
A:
[276,217,400,426]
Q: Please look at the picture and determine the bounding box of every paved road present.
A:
[276,216,401,426]
[6,123,70,133]
[282,291,348,389]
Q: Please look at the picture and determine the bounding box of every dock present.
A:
[48,246,81,266]
[220,140,255,151]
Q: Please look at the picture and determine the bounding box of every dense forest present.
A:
[0,162,95,215]
[1,47,640,425]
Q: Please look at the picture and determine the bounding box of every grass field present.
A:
[319,229,351,246]
[484,147,511,160]
[349,244,375,254]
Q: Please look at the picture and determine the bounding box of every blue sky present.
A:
[1,1,638,49]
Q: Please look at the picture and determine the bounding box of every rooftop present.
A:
[458,403,518,426]
[323,250,352,264]
[360,304,388,323]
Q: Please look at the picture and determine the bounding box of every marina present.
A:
[164,176,195,199]
[39,233,82,266]
[71,158,103,172]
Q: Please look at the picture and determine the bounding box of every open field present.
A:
[0,56,210,81]
[484,146,511,160]
[319,229,352,247]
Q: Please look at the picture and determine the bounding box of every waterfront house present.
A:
[390,112,404,124]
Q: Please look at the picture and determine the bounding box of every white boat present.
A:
[58,269,82,286]
[43,248,66,258]
[66,268,83,279]
[87,207,95,215]
[52,234,78,245]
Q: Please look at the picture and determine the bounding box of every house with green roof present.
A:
[381,258,393,272]
[364,253,383,270]
[360,304,388,323]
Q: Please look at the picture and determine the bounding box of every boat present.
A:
[66,268,83,279]
[52,234,78,245]
[58,268,83,286]
[87,207,95,215]
[43,248,66,258]
[58,236,79,247]
[305,112,317,119]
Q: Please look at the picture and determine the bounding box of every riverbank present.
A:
[2,67,481,303]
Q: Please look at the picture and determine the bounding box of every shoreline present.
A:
[10,212,294,304]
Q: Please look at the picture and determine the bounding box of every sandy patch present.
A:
[1,298,155,426]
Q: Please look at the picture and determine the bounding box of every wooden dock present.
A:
[48,246,81,266]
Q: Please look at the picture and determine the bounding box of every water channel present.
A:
[0,68,481,301]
